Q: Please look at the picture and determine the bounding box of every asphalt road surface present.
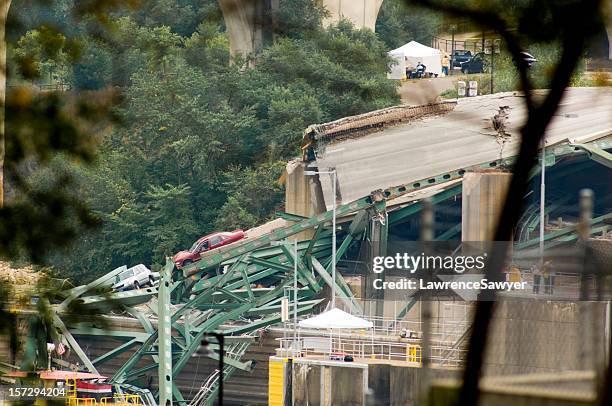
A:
[314,87,612,206]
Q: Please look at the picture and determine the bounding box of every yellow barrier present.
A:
[65,378,77,400]
[268,358,286,406]
[406,344,422,365]
[67,398,96,406]
[64,391,141,405]
[100,394,141,405]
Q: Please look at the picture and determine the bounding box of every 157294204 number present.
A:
[2,386,67,400]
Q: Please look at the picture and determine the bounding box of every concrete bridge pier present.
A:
[220,0,384,57]
[461,171,512,242]
[320,0,384,30]
[218,0,277,57]
[284,160,326,240]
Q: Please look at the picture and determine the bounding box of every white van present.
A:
[112,264,159,291]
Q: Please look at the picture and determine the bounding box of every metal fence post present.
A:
[578,189,593,372]
[420,197,434,400]
[158,259,174,406]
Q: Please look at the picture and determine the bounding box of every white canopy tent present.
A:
[297,308,374,359]
[388,40,443,79]
[298,308,373,329]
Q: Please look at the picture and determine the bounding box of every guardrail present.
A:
[301,101,457,160]
[275,336,466,367]
[281,316,470,344]
[431,37,486,54]
[7,83,71,92]
[328,300,472,339]
[66,394,142,405]
[100,394,142,405]
[275,302,472,367]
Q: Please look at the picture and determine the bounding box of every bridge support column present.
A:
[284,160,326,240]
[219,0,384,58]
[219,0,277,58]
[321,0,384,31]
[461,171,512,241]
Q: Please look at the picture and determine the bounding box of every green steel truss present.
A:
[185,137,612,275]
[570,143,612,169]
[36,136,609,405]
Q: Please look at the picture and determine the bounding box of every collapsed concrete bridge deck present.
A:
[312,87,612,206]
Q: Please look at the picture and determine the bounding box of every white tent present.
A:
[388,40,442,79]
[296,308,374,358]
[298,308,373,329]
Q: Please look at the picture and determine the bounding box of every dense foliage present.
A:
[7,0,399,281]
[376,0,441,49]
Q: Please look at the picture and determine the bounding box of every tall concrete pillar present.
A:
[461,171,512,241]
[320,0,384,30]
[220,0,385,58]
[284,160,326,240]
[219,0,276,58]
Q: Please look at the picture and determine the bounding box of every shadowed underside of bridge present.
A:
[25,87,611,406]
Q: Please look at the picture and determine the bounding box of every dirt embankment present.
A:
[0,262,40,284]
[0,262,45,305]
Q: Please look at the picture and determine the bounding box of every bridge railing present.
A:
[275,336,467,367]
[431,37,485,54]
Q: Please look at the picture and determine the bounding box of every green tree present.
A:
[7,1,400,283]
[376,0,441,49]
[215,162,285,230]
[130,0,222,37]
[13,27,70,84]
[272,0,328,39]
[0,0,138,369]
[143,184,199,267]
[183,21,230,71]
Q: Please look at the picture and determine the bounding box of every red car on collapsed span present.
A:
[173,230,245,269]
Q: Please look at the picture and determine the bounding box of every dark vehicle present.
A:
[329,352,353,362]
[173,230,246,269]
[461,52,486,74]
[452,50,472,67]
